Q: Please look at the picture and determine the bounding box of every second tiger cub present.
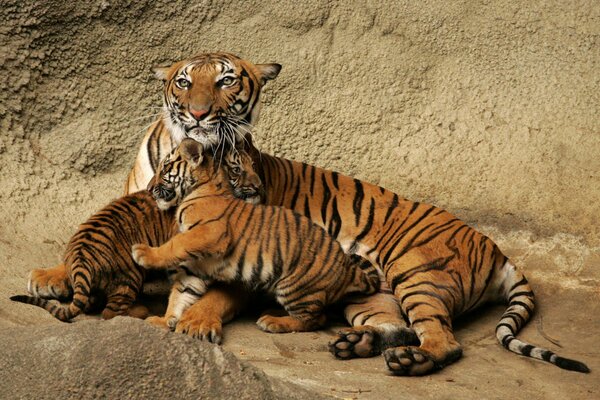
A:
[132,139,380,333]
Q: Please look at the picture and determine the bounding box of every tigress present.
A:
[127,53,589,375]
[13,146,264,322]
[11,191,176,321]
[132,138,381,334]
[29,52,589,375]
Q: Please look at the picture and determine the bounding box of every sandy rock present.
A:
[0,317,327,400]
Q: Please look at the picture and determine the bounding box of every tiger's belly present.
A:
[185,251,278,290]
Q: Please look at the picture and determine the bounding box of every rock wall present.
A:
[1,1,598,248]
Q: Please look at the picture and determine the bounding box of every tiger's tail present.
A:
[346,254,381,296]
[11,260,91,322]
[495,261,589,373]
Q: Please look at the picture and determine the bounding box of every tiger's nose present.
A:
[189,108,209,121]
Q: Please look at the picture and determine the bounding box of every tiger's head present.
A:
[221,147,264,205]
[148,138,263,210]
[154,52,281,148]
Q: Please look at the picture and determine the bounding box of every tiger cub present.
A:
[11,149,264,322]
[131,138,381,333]
[11,191,176,321]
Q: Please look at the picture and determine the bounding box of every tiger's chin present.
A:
[243,195,261,205]
[184,128,220,147]
[156,198,177,211]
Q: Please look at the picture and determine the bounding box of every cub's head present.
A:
[222,147,264,205]
[154,52,281,148]
[148,138,263,210]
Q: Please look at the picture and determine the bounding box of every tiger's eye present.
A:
[176,78,191,89]
[221,77,236,86]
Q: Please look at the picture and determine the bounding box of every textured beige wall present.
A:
[1,0,599,249]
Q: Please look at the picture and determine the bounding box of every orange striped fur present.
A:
[132,139,380,334]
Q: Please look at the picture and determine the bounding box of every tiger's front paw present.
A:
[175,314,223,344]
[132,244,160,268]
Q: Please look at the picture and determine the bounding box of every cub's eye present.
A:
[220,76,236,87]
[175,78,191,89]
[231,166,242,175]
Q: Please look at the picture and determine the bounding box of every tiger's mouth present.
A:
[235,187,264,205]
[177,113,248,146]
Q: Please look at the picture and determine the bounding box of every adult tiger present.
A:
[30,52,588,375]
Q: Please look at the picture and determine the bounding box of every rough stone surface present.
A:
[1,1,599,399]
[0,317,327,399]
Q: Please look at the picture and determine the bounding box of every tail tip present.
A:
[555,356,590,373]
[10,295,30,303]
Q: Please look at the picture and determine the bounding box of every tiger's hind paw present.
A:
[28,268,71,299]
[329,326,381,359]
[384,346,438,376]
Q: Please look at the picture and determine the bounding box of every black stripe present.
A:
[354,198,375,243]
[508,290,534,302]
[352,179,364,226]
[383,194,399,225]
[328,197,342,239]
[320,173,331,225]
[508,276,529,292]
[496,322,515,333]
[510,300,533,316]
[520,344,534,357]
[331,171,339,189]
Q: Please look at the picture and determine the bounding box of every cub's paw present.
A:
[176,315,223,344]
[329,326,381,360]
[383,346,437,376]
[256,314,295,333]
[28,268,71,299]
[131,244,157,268]
[256,312,324,333]
[145,315,170,330]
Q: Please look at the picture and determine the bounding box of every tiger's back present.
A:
[12,191,176,321]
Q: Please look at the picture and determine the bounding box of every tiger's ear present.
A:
[255,63,282,84]
[180,138,204,168]
[152,66,171,81]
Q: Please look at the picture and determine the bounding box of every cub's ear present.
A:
[180,138,204,168]
[152,65,171,81]
[255,63,282,84]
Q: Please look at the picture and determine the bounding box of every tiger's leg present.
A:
[257,291,327,333]
[330,292,419,359]
[101,285,140,320]
[147,273,209,331]
[28,263,72,299]
[132,224,229,270]
[176,282,250,344]
[382,256,462,376]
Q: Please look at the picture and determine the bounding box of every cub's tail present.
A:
[496,262,589,373]
[10,294,85,322]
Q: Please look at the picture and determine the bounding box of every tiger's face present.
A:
[222,148,263,205]
[154,52,281,148]
[148,139,263,210]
